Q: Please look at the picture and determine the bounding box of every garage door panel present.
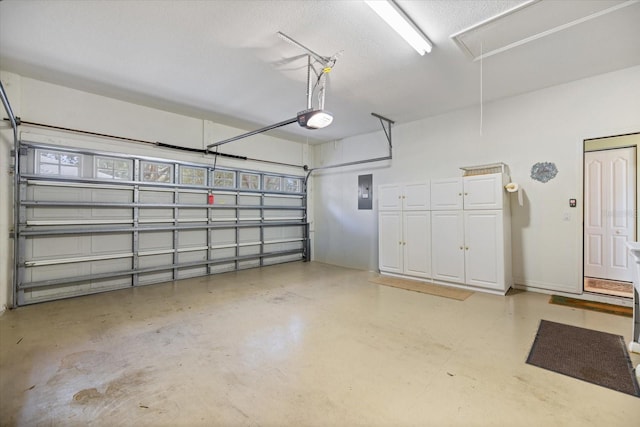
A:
[238,195,260,205]
[178,230,206,248]
[178,266,207,279]
[264,197,301,207]
[239,260,260,269]
[210,263,236,274]
[239,246,260,256]
[210,209,236,221]
[179,193,206,204]
[90,258,132,274]
[139,190,173,203]
[91,188,133,203]
[139,208,173,220]
[88,277,131,290]
[28,235,85,259]
[91,233,132,254]
[31,186,84,202]
[26,282,92,303]
[28,207,90,220]
[139,254,173,269]
[90,208,132,219]
[211,248,235,259]
[178,250,207,263]
[212,229,236,246]
[264,254,303,265]
[138,271,173,285]
[27,263,90,282]
[178,208,208,220]
[239,228,260,243]
[239,209,261,220]
[139,231,173,251]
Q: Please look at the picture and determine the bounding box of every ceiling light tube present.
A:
[365,0,432,55]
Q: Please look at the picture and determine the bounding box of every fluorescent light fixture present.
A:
[365,0,432,55]
[297,109,333,129]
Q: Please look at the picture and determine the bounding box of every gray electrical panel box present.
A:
[358,174,373,210]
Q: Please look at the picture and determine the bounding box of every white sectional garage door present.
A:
[16,142,307,305]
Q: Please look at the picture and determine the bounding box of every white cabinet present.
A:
[464,210,505,290]
[431,210,465,282]
[431,173,505,210]
[430,172,511,294]
[378,211,403,274]
[431,178,463,210]
[378,182,431,279]
[379,210,431,278]
[431,210,509,293]
[378,174,511,294]
[463,174,504,210]
[379,182,430,211]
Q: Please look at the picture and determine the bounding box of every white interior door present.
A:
[584,147,636,281]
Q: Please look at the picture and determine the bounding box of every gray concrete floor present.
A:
[1,261,639,426]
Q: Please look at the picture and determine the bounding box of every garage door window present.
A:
[180,166,206,186]
[284,177,301,193]
[264,175,282,191]
[142,161,173,183]
[213,170,235,188]
[36,149,81,177]
[95,156,132,180]
[240,172,260,190]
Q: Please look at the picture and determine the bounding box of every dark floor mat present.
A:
[526,320,639,397]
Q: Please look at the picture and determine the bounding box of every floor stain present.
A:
[73,388,102,402]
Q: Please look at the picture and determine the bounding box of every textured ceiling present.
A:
[1,0,639,144]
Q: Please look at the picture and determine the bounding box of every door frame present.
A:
[583,133,639,292]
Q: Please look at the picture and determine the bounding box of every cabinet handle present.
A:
[458,193,462,196]
[403,242,406,245]
[465,246,469,250]
[399,241,402,245]
[459,246,463,250]
[464,192,468,196]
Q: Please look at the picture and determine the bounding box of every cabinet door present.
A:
[403,182,430,210]
[403,211,431,278]
[431,178,463,210]
[464,210,504,290]
[431,210,465,283]
[463,173,503,210]
[378,211,403,273]
[378,184,402,211]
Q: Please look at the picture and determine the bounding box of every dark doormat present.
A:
[526,320,640,397]
[549,295,632,317]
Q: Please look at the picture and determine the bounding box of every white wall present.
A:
[0,71,310,311]
[311,65,640,294]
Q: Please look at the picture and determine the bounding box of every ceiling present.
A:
[1,0,639,145]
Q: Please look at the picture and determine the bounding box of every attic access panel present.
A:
[451,0,632,61]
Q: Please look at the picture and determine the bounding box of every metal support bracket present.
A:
[371,112,394,150]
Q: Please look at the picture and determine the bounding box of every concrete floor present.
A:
[1,261,639,426]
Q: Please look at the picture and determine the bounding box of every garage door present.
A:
[16,142,307,305]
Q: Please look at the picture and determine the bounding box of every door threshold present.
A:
[584,277,633,299]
